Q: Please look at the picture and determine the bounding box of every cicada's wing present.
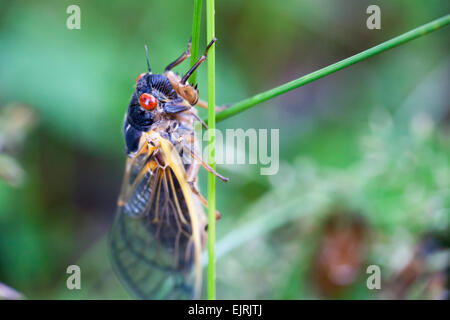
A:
[109,133,205,300]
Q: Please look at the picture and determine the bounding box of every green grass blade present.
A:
[206,0,216,300]
[190,0,202,85]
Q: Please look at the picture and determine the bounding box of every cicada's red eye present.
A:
[136,73,146,83]
[139,93,158,111]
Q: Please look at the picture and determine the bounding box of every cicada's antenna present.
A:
[144,45,152,73]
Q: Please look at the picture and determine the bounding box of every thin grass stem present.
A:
[190,0,202,85]
[214,15,450,123]
[206,0,216,300]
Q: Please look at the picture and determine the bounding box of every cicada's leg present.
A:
[188,150,229,182]
[188,110,208,129]
[195,99,228,113]
[186,160,201,184]
[165,38,192,72]
[189,182,222,221]
[180,38,217,85]
[187,161,221,221]
[163,98,190,114]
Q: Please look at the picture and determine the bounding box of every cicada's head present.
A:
[126,73,179,132]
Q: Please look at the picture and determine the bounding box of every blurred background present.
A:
[0,0,448,299]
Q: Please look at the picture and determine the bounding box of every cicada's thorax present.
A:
[132,107,198,172]
[123,73,198,161]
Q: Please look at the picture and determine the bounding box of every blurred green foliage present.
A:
[0,0,448,299]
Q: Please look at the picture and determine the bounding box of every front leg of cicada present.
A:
[165,38,217,107]
[163,97,191,114]
[180,38,216,86]
[164,38,192,73]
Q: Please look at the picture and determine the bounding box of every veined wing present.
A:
[109,132,205,299]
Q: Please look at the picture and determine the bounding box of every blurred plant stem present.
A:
[206,0,216,300]
[190,0,202,85]
[213,14,450,123]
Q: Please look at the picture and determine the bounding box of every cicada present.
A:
[109,38,227,300]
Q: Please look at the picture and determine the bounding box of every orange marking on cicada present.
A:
[136,73,146,83]
[167,169,189,225]
[118,143,155,206]
[119,145,156,207]
[152,170,164,223]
